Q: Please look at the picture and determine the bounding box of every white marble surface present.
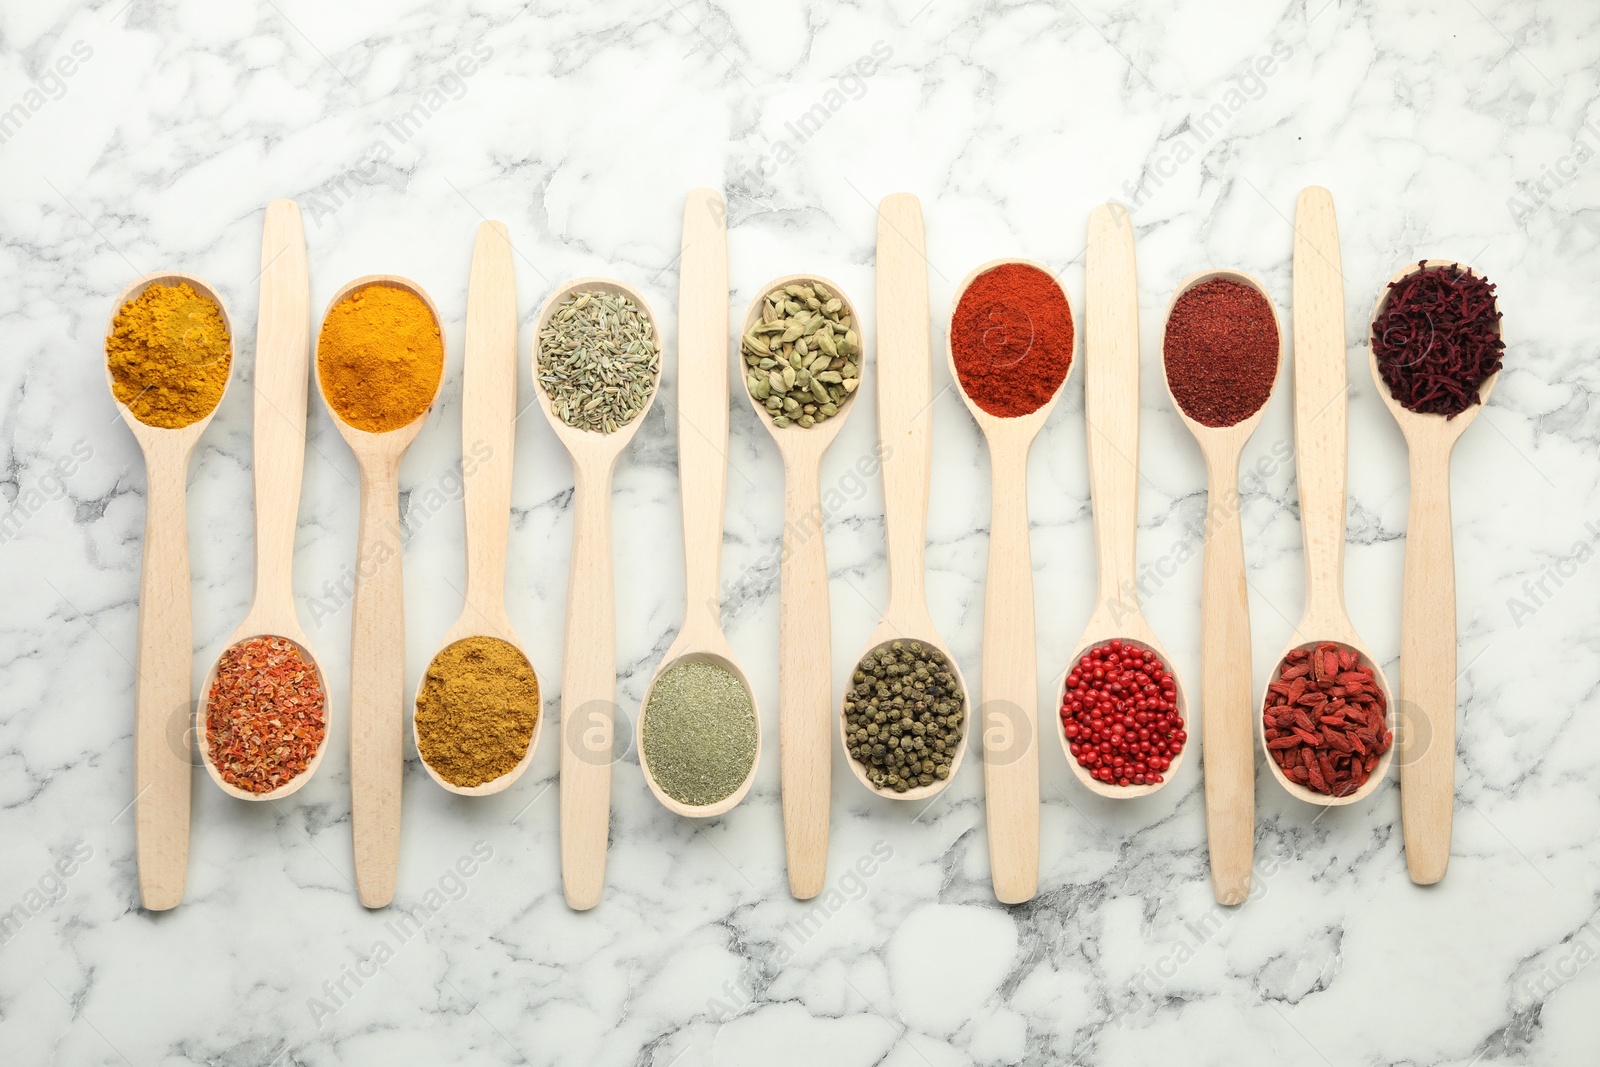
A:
[3,0,1598,1063]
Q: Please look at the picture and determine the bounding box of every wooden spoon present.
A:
[534,274,663,910]
[1060,203,1190,801]
[841,192,972,807]
[947,252,1075,905]
[1260,186,1395,807]
[1161,269,1283,904]
[413,222,541,804]
[318,276,445,905]
[1368,258,1501,882]
[199,200,330,804]
[737,272,860,899]
[106,271,235,910]
[636,188,762,822]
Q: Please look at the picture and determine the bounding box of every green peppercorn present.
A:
[842,641,965,793]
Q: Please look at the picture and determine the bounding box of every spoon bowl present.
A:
[413,634,542,797]
[1161,269,1283,442]
[532,277,664,452]
[838,630,971,802]
[1056,632,1190,799]
[320,275,445,453]
[738,273,863,443]
[947,257,1070,441]
[1369,259,1502,431]
[637,646,763,818]
[199,632,331,801]
[1259,636,1396,806]
[105,272,236,437]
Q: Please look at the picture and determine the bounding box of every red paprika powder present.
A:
[1163,278,1278,428]
[951,262,1074,418]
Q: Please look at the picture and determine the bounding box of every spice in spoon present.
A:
[641,660,757,807]
[414,637,540,788]
[1264,642,1390,797]
[317,284,443,432]
[1163,278,1279,428]
[537,289,659,432]
[205,635,326,794]
[1371,263,1503,419]
[1060,640,1183,788]
[950,263,1074,418]
[741,280,859,428]
[107,282,231,428]
[843,640,964,793]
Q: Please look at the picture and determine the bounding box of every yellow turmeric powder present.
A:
[106,282,231,429]
[317,284,443,433]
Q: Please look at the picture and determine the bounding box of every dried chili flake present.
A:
[205,635,326,794]
[1262,642,1390,797]
[1371,263,1503,419]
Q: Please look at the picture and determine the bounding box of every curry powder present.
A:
[107,282,231,429]
[415,636,540,787]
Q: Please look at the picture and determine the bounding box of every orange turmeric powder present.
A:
[316,284,443,433]
[106,282,231,429]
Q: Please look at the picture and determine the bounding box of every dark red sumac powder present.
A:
[1371,263,1503,419]
[951,262,1074,418]
[1163,278,1279,428]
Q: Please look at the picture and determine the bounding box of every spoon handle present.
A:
[778,460,829,899]
[874,193,931,612]
[1291,187,1348,621]
[560,462,617,910]
[675,188,730,633]
[461,221,517,621]
[248,199,310,621]
[1400,439,1456,883]
[982,446,1041,905]
[135,438,194,910]
[350,454,404,907]
[1200,453,1254,904]
[1084,203,1142,602]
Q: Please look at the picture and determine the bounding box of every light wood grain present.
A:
[1161,268,1283,905]
[637,188,762,824]
[199,201,329,805]
[1261,186,1395,807]
[1063,203,1191,801]
[947,249,1074,904]
[106,271,235,910]
[739,272,860,900]
[1368,258,1501,883]
[413,223,540,807]
[842,194,972,812]
[531,277,663,910]
[318,275,445,902]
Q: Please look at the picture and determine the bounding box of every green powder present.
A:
[641,660,757,807]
